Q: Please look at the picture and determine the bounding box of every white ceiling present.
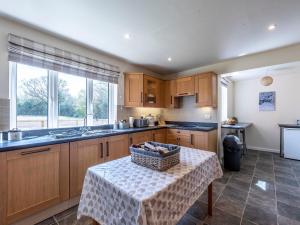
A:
[222,61,300,81]
[1,0,300,74]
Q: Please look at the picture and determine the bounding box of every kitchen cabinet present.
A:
[70,134,129,197]
[195,72,217,107]
[105,134,129,161]
[70,138,105,197]
[124,73,164,108]
[0,144,69,225]
[166,129,217,152]
[124,73,144,107]
[176,76,195,96]
[129,131,153,145]
[166,129,179,145]
[164,80,179,108]
[143,75,164,107]
[152,129,166,143]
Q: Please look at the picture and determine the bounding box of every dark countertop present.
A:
[221,123,253,129]
[278,124,300,128]
[0,122,218,152]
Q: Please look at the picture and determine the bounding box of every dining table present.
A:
[77,147,223,225]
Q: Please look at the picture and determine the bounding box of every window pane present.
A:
[92,80,109,125]
[58,73,86,128]
[16,64,48,129]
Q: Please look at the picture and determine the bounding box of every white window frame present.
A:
[9,62,117,129]
[221,83,228,122]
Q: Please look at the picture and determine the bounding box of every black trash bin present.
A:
[223,135,242,171]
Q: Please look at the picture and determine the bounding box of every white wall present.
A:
[234,72,300,152]
[161,96,218,122]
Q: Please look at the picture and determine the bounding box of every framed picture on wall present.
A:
[259,91,276,111]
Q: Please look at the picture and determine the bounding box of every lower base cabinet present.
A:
[0,144,69,225]
[167,129,217,152]
[129,131,153,145]
[0,128,217,224]
[70,134,129,198]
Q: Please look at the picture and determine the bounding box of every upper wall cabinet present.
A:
[176,76,195,96]
[164,80,180,108]
[143,75,163,108]
[195,72,217,108]
[124,73,144,107]
[124,73,164,108]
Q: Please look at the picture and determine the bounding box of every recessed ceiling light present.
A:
[238,53,246,57]
[268,24,276,31]
[167,57,172,62]
[124,33,131,40]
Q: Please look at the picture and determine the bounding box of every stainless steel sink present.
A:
[82,129,119,136]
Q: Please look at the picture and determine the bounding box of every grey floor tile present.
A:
[254,168,275,181]
[227,177,251,191]
[243,203,277,225]
[199,182,225,204]
[276,183,300,196]
[277,215,300,225]
[230,173,253,183]
[222,185,248,202]
[241,219,258,225]
[215,193,245,217]
[274,165,293,173]
[203,208,241,225]
[276,175,299,187]
[275,170,296,179]
[277,201,300,222]
[35,217,58,225]
[277,190,300,208]
[247,191,277,214]
[250,177,276,199]
[177,213,202,225]
[186,201,208,221]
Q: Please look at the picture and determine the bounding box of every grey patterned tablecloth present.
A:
[77,147,223,225]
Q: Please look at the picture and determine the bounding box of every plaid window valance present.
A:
[8,34,120,84]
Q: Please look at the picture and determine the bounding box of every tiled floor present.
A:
[36,150,300,225]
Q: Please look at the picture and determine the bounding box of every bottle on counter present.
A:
[113,120,119,130]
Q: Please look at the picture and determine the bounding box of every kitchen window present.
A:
[10,62,117,129]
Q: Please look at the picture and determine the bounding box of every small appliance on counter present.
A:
[129,116,134,128]
[134,117,149,128]
[8,128,23,141]
[118,120,129,129]
[146,114,155,127]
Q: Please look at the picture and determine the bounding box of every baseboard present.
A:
[247,146,280,153]
[12,197,80,225]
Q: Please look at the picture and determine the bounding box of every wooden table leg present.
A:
[208,182,213,216]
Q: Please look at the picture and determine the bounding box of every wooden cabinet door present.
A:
[152,129,166,143]
[70,138,104,197]
[195,72,217,107]
[176,76,195,96]
[143,75,163,108]
[166,129,179,145]
[124,73,144,107]
[129,131,152,145]
[3,144,69,224]
[106,134,129,161]
[164,80,179,108]
[191,131,208,150]
[177,130,193,147]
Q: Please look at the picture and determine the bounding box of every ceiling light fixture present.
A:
[238,53,246,57]
[167,57,172,62]
[124,33,131,40]
[268,24,276,31]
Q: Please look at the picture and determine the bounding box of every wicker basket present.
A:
[130,142,180,171]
